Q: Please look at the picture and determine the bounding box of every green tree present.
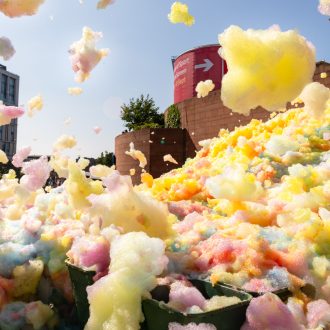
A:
[95,151,116,167]
[165,104,181,128]
[0,163,21,179]
[120,94,164,131]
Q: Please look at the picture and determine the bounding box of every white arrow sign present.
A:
[194,58,214,72]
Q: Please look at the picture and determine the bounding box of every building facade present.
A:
[115,61,330,184]
[0,64,19,158]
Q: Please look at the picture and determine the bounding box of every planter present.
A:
[65,261,148,329]
[65,261,96,327]
[142,279,252,330]
[218,282,315,302]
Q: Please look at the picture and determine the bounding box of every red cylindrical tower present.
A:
[173,44,227,104]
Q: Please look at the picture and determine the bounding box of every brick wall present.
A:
[177,90,270,151]
[314,61,330,86]
[115,128,193,184]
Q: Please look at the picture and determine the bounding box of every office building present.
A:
[0,64,19,158]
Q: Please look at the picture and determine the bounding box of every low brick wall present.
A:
[115,128,194,185]
[176,90,270,151]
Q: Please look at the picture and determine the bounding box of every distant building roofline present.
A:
[317,60,330,66]
[0,64,19,79]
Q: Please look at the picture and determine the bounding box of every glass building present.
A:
[0,64,19,159]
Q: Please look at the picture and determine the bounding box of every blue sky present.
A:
[0,0,329,157]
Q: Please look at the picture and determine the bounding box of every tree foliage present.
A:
[95,151,116,167]
[0,163,21,179]
[165,104,181,128]
[120,94,164,131]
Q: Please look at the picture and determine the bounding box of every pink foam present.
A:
[241,293,301,330]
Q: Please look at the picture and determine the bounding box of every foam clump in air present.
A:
[164,154,178,164]
[125,142,147,168]
[67,87,83,95]
[0,37,15,60]
[219,25,315,115]
[27,95,43,117]
[169,323,216,330]
[0,102,24,125]
[69,27,109,83]
[85,232,167,330]
[0,150,8,164]
[318,0,330,16]
[299,82,330,119]
[12,146,32,168]
[168,2,195,26]
[196,80,215,98]
[64,117,71,126]
[93,126,102,134]
[205,166,264,202]
[97,0,115,9]
[53,134,77,151]
[0,0,45,18]
[20,156,51,191]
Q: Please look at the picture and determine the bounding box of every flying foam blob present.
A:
[219,25,315,115]
[195,80,215,98]
[93,126,102,134]
[318,0,330,16]
[69,27,109,83]
[125,142,147,168]
[67,87,83,96]
[0,102,24,125]
[0,0,45,18]
[27,95,43,117]
[0,37,15,60]
[164,154,178,165]
[168,2,195,26]
[12,146,32,168]
[299,82,330,119]
[53,134,77,151]
[97,0,115,9]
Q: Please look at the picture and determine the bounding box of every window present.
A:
[4,126,8,141]
[8,77,15,103]
[3,142,8,154]
[9,143,13,156]
[10,125,15,141]
[0,74,7,100]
